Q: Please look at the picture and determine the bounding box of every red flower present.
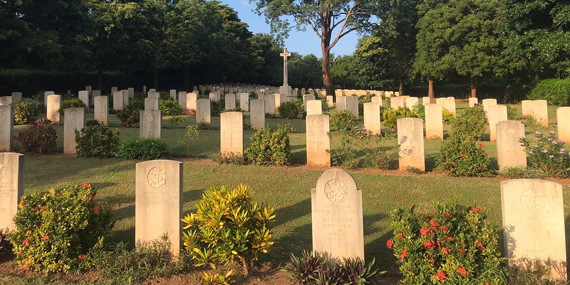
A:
[78,255,85,260]
[450,168,455,172]
[458,249,466,255]
[21,201,26,206]
[424,212,429,218]
[472,206,482,214]
[88,195,94,201]
[424,240,435,250]
[40,206,46,211]
[439,226,447,231]
[398,233,403,240]
[22,264,29,270]
[445,213,451,218]
[445,236,454,242]
[22,240,30,246]
[42,236,49,241]
[420,227,429,236]
[479,143,485,147]
[457,268,468,275]
[93,205,101,212]
[429,258,435,264]
[408,203,413,209]
[399,249,408,259]
[451,162,455,165]
[437,271,447,281]
[477,167,482,171]
[477,242,485,249]
[82,183,90,188]
[386,239,394,249]
[460,154,465,158]
[429,220,438,227]
[443,248,449,255]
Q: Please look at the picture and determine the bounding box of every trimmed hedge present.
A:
[528,79,570,106]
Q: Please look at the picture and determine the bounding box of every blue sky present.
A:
[219,0,360,57]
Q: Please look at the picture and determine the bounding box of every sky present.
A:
[219,0,360,57]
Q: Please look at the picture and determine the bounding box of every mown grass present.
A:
[4,100,569,284]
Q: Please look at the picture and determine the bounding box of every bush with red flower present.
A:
[436,134,492,176]
[388,201,506,284]
[9,184,113,273]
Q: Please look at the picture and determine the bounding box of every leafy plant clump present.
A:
[75,125,120,158]
[450,106,486,140]
[520,130,570,177]
[388,202,507,284]
[14,99,41,125]
[442,107,455,124]
[330,110,357,131]
[437,136,492,177]
[118,138,170,160]
[9,184,113,273]
[278,100,303,119]
[246,125,291,166]
[160,98,184,116]
[181,185,275,276]
[59,98,87,116]
[282,250,384,285]
[528,78,570,106]
[14,119,57,154]
[116,100,144,127]
[383,107,415,129]
[178,125,200,158]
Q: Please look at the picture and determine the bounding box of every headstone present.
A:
[422,97,431,105]
[482,98,497,118]
[220,112,243,156]
[145,97,159,111]
[225,93,236,110]
[135,160,182,256]
[303,95,316,111]
[307,100,322,116]
[148,90,159,98]
[469,97,478,107]
[46,95,62,124]
[488,105,507,142]
[239,93,249,112]
[534,100,548,127]
[92,90,101,98]
[371,96,382,107]
[264,94,275,114]
[306,115,331,166]
[557,107,570,143]
[79,91,90,109]
[326,96,334,108]
[501,179,566,281]
[169,89,176,100]
[311,169,364,260]
[0,153,24,231]
[85,86,92,96]
[94,96,108,126]
[111,87,118,96]
[346,96,359,120]
[496,120,526,170]
[140,110,162,139]
[391,97,404,109]
[0,96,12,106]
[0,106,13,151]
[209,91,219,102]
[10,92,22,104]
[122,90,129,106]
[445,97,456,115]
[425,104,443,140]
[63,108,85,154]
[178,91,187,110]
[113,91,124,110]
[336,96,347,111]
[363,102,381,135]
[250,99,265,129]
[142,85,147,94]
[44,91,55,106]
[397,118,425,171]
[196,99,211,124]
[274,93,282,113]
[406,97,419,108]
[521,100,534,117]
[128,87,135,99]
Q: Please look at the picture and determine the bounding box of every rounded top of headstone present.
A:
[315,169,358,202]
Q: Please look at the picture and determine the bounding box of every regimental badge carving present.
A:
[225,113,238,125]
[520,188,546,213]
[404,121,415,132]
[70,109,78,120]
[145,113,155,123]
[312,117,323,128]
[506,128,517,137]
[0,162,6,179]
[324,179,347,202]
[147,167,166,188]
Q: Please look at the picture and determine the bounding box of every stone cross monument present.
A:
[280,48,291,86]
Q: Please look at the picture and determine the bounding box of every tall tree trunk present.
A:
[154,66,159,90]
[399,80,404,96]
[428,77,434,101]
[321,47,333,98]
[470,73,477,98]
[97,66,103,91]
[182,65,190,90]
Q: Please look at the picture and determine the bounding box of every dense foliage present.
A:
[450,107,486,140]
[116,100,144,127]
[437,136,492,177]
[59,98,87,116]
[75,125,121,158]
[383,107,415,129]
[246,125,291,166]
[520,131,570,177]
[278,100,302,119]
[14,99,41,125]
[14,119,57,154]
[118,138,170,160]
[159,98,184,116]
[528,79,570,106]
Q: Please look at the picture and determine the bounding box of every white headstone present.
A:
[196,99,211,124]
[79,91,90,109]
[0,106,13,151]
[306,100,322,116]
[64,108,86,154]
[306,115,331,166]
[94,96,108,126]
[397,118,425,171]
[0,152,24,231]
[496,120,526,170]
[425,104,443,140]
[363,102,381,135]
[346,96,359,120]
[113,91,124,110]
[140,110,162,139]
[239,93,249,112]
[250,100,265,129]
[220,112,244,156]
[46,95,62,124]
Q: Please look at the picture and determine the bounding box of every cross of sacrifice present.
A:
[280,48,291,86]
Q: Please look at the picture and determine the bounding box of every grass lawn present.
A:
[3,99,570,283]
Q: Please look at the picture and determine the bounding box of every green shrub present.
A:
[14,119,57,154]
[358,98,372,117]
[59,98,87,116]
[528,78,570,106]
[246,125,291,166]
[383,107,415,129]
[283,250,383,285]
[14,99,41,125]
[118,138,170,160]
[278,100,303,119]
[116,100,144,127]
[436,135,492,176]
[211,98,224,116]
[330,110,357,131]
[442,107,455,124]
[181,185,275,276]
[9,184,113,273]
[75,125,120,158]
[519,130,570,177]
[388,201,507,284]
[450,107,486,140]
[160,99,184,116]
[507,105,519,120]
[412,103,425,120]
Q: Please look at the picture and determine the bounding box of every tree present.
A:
[249,33,282,86]
[289,53,322,88]
[251,0,376,97]
[330,54,359,88]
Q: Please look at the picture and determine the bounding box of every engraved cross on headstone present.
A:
[280,48,291,86]
[228,133,234,148]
